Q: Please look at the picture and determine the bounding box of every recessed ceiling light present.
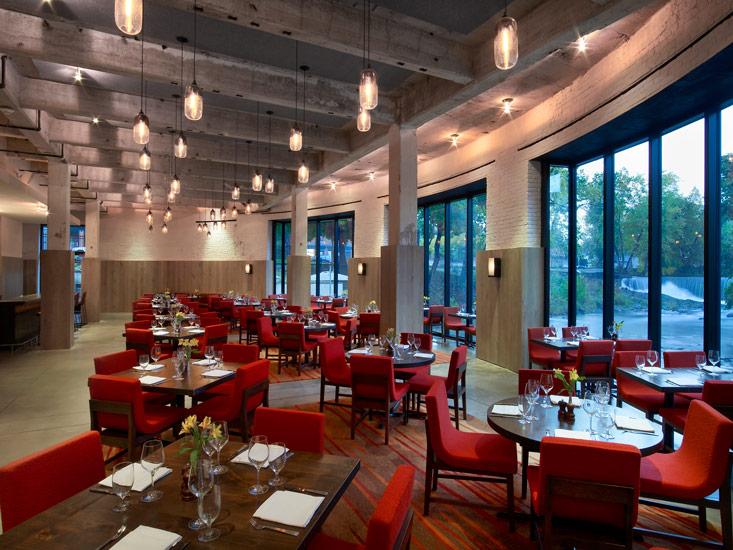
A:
[368,171,375,181]
[450,133,459,147]
[73,67,83,83]
[577,36,588,53]
[330,181,337,191]
[502,97,513,114]
[92,116,99,124]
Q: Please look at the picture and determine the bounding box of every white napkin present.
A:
[641,366,667,374]
[110,525,182,550]
[348,348,368,355]
[550,395,578,406]
[193,359,216,366]
[139,375,166,385]
[554,429,591,440]
[615,415,655,433]
[253,490,324,528]
[100,463,172,492]
[201,369,233,378]
[414,352,433,359]
[567,340,580,346]
[186,328,204,334]
[153,330,169,336]
[704,366,727,374]
[231,444,287,468]
[492,404,522,417]
[666,376,701,387]
[133,364,165,372]
[545,336,561,341]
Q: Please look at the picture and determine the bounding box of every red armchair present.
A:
[527,437,641,548]
[660,380,733,434]
[319,338,352,411]
[527,327,562,369]
[251,408,325,454]
[203,343,261,398]
[124,320,152,332]
[663,350,706,401]
[357,312,381,345]
[573,339,614,389]
[195,323,229,355]
[0,431,106,532]
[443,306,467,343]
[423,305,444,335]
[240,309,265,344]
[400,332,433,376]
[277,322,317,376]
[612,339,651,379]
[94,349,173,405]
[125,328,166,360]
[307,465,415,550]
[256,317,279,358]
[615,351,689,417]
[424,383,516,526]
[350,354,409,445]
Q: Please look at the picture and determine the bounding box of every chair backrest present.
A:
[702,381,733,418]
[614,339,652,352]
[277,322,306,352]
[350,355,401,408]
[94,349,139,375]
[574,340,613,378]
[364,465,416,550]
[0,431,106,532]
[663,350,705,369]
[125,320,151,331]
[527,327,560,359]
[125,328,154,358]
[426,305,444,323]
[675,400,733,499]
[222,343,259,364]
[132,310,154,321]
[518,368,564,395]
[237,359,270,414]
[244,309,265,329]
[289,305,303,314]
[88,375,147,432]
[332,298,345,308]
[251,408,325,453]
[613,350,648,371]
[200,311,220,320]
[443,306,459,325]
[400,332,432,351]
[256,317,277,342]
[320,338,350,383]
[204,323,229,350]
[208,295,221,310]
[562,326,588,338]
[537,437,640,531]
[445,345,468,390]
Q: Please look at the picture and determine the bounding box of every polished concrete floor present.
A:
[0,314,518,466]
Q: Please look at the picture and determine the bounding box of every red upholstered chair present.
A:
[251,408,325,454]
[660,380,733,435]
[527,327,562,369]
[241,309,265,344]
[638,400,733,548]
[466,324,476,346]
[190,359,270,439]
[612,339,652,378]
[0,431,106,532]
[423,305,444,335]
[518,369,564,395]
[573,339,614,390]
[407,346,468,429]
[125,328,157,360]
[196,323,229,354]
[208,295,222,311]
[662,350,706,402]
[350,354,409,445]
[200,313,223,327]
[443,306,467,343]
[277,322,317,376]
[132,310,154,321]
[319,338,352,411]
[424,383,516,525]
[332,298,345,308]
[289,305,304,314]
[255,317,279,358]
[307,465,415,550]
[527,437,641,548]
[125,320,152,332]
[94,349,139,375]
[327,310,356,349]
[201,343,262,399]
[357,312,381,345]
[88,375,186,458]
[400,332,433,376]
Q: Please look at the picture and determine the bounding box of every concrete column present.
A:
[380,124,423,334]
[82,200,101,322]
[287,185,310,308]
[41,161,74,349]
[22,223,40,295]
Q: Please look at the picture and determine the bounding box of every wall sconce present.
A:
[487,257,501,278]
[357,262,367,276]
[244,264,253,275]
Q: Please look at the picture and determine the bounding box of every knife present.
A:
[89,487,116,495]
[285,485,329,497]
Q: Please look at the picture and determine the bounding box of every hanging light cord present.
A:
[234,112,238,184]
[362,0,367,69]
[192,0,198,81]
[179,42,184,130]
[367,0,371,68]
[140,26,145,111]
[294,42,299,127]
[255,102,260,168]
[268,112,272,173]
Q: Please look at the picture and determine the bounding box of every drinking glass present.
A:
[517,397,529,425]
[646,350,659,368]
[407,334,417,352]
[523,393,536,424]
[582,391,597,434]
[173,352,185,380]
[525,380,540,420]
[268,442,289,487]
[539,372,554,408]
[696,352,707,379]
[635,354,646,371]
[150,344,162,364]
[247,435,270,496]
[582,327,590,339]
[197,481,221,542]
[543,327,551,340]
[549,326,557,338]
[205,346,215,367]
[140,439,165,503]
[214,350,224,369]
[188,458,214,531]
[139,353,150,371]
[369,335,379,351]
[211,421,229,475]
[709,350,720,367]
[594,381,610,406]
[596,407,615,440]
[111,461,134,512]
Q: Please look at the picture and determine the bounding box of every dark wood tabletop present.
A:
[114,358,236,398]
[530,337,582,351]
[0,439,360,549]
[152,326,206,341]
[346,347,436,369]
[303,323,336,332]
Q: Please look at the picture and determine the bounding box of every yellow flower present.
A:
[553,368,562,377]
[199,416,212,430]
[179,415,197,435]
[569,369,579,382]
[210,424,223,440]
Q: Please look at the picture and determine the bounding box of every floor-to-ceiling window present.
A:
[417,182,486,312]
[722,105,733,359]
[271,212,353,296]
[548,166,570,328]
[40,225,85,292]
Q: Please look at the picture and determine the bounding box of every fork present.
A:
[94,524,127,550]
[249,517,300,537]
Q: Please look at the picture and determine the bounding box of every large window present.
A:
[417,183,486,312]
[271,213,353,296]
[722,105,733,360]
[40,225,85,292]
[548,166,569,328]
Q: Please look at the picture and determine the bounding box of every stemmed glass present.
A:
[188,458,214,532]
[709,350,721,369]
[197,480,221,542]
[150,344,162,365]
[582,390,597,435]
[205,346,215,367]
[369,335,379,353]
[539,372,554,408]
[268,442,289,487]
[594,381,610,406]
[646,350,659,369]
[140,439,165,503]
[214,350,224,370]
[211,421,229,475]
[111,461,134,512]
[137,353,150,376]
[247,435,270,496]
[525,380,540,420]
[635,354,646,371]
[696,352,707,379]
[407,334,417,353]
[517,396,529,425]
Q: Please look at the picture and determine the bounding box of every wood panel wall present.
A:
[1,256,23,299]
[347,257,380,311]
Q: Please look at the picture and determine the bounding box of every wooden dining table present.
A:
[0,439,361,549]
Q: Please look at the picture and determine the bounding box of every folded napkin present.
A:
[666,376,702,387]
[615,415,655,433]
[550,395,578,406]
[545,336,561,341]
[491,404,522,417]
[253,490,324,528]
[704,366,727,374]
[554,429,591,440]
[414,352,433,359]
[110,525,182,550]
[231,444,287,468]
[139,375,166,385]
[193,359,216,366]
[348,348,368,355]
[201,369,233,378]
[641,366,667,374]
[567,340,580,346]
[133,364,165,372]
[185,328,204,334]
[100,463,172,492]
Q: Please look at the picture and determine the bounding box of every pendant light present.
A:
[209,208,215,221]
[175,45,188,157]
[146,209,153,224]
[252,103,263,191]
[232,183,240,200]
[171,174,181,194]
[143,181,152,201]
[148,224,153,232]
[184,0,203,121]
[164,206,172,222]
[264,110,275,194]
[245,200,252,215]
[161,223,168,234]
[231,205,238,219]
[297,66,310,184]
[144,195,152,205]
[174,132,187,158]
[357,106,371,132]
[197,223,203,233]
[358,0,378,110]
[494,1,518,70]
[232,129,241,200]
[139,146,151,170]
[115,0,143,36]
[289,42,303,152]
[133,28,150,144]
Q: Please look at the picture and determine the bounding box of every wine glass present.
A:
[539,372,554,408]
[635,354,646,371]
[197,480,221,542]
[407,334,417,352]
[205,345,215,367]
[150,344,162,365]
[525,380,540,420]
[543,327,551,340]
[140,439,165,503]
[111,461,134,512]
[188,458,214,531]
[214,350,224,369]
[523,393,536,424]
[211,421,229,475]
[582,391,597,435]
[268,442,289,487]
[646,350,659,369]
[247,435,270,496]
[517,396,528,425]
[696,352,707,379]
[138,353,150,373]
[594,381,610,406]
[709,350,720,368]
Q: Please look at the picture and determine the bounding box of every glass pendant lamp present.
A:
[161,223,168,234]
[145,209,153,225]
[170,175,181,195]
[494,13,518,70]
[232,184,240,200]
[357,106,371,132]
[133,111,150,145]
[115,0,143,36]
[298,161,309,184]
[231,205,238,219]
[139,146,151,170]
[184,1,203,120]
[265,176,275,194]
[359,68,378,110]
[174,132,187,158]
[143,183,152,201]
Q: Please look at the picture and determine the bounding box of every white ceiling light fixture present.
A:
[143,180,152,202]
[265,110,275,194]
[358,0,378,110]
[289,42,303,152]
[357,106,371,133]
[576,35,588,53]
[494,2,518,70]
[231,205,239,219]
[502,97,513,114]
[73,67,83,84]
[184,0,203,121]
[145,209,153,225]
[298,161,310,185]
[133,29,150,145]
[297,66,310,184]
[170,174,181,195]
[450,133,460,147]
[139,146,151,170]
[252,105,263,192]
[115,0,143,36]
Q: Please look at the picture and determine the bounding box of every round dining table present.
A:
[151,326,206,342]
[303,322,336,333]
[347,346,436,373]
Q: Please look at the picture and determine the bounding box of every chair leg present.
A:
[453,396,460,430]
[350,407,356,440]
[699,504,707,532]
[335,386,340,404]
[319,380,325,412]
[721,479,732,549]
[521,446,529,499]
[424,462,433,516]
[403,395,409,425]
[462,389,467,420]
[507,475,515,532]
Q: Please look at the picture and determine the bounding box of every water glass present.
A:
[140,439,165,503]
[596,408,615,440]
[173,352,186,380]
[523,393,536,424]
[214,350,224,368]
[696,352,707,378]
[197,481,221,542]
[582,391,597,435]
[539,372,554,408]
[635,354,646,371]
[594,381,610,406]
[205,346,215,367]
[407,334,417,352]
[709,350,720,367]
[111,461,134,512]
[543,327,551,340]
[247,435,270,496]
[524,380,540,420]
[268,442,289,487]
[646,350,659,368]
[517,397,529,425]
[150,344,162,364]
[211,421,229,475]
[188,458,214,531]
[139,353,150,370]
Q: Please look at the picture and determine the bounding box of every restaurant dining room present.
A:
[0,0,732,548]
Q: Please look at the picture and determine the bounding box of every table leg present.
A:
[663,391,675,450]
[521,445,529,499]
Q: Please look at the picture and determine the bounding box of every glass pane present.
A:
[336,218,353,297]
[283,222,291,294]
[417,207,424,247]
[319,220,335,297]
[722,106,733,361]
[472,194,486,313]
[576,159,604,337]
[274,223,282,294]
[307,221,317,296]
[426,204,445,305]
[613,142,649,339]
[448,199,467,307]
[549,166,569,328]
[661,118,705,352]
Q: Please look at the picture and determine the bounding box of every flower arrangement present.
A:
[178,415,223,467]
[178,338,199,360]
[608,320,624,339]
[553,368,584,397]
[423,295,430,305]
[175,311,186,321]
[367,300,378,311]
